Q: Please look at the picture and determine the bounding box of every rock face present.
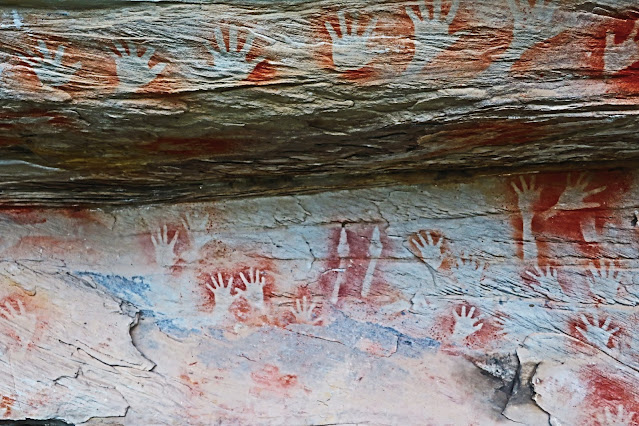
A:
[1,1,639,425]
[0,168,637,424]
[0,1,638,204]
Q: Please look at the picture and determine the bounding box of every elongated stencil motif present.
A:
[511,175,541,262]
[361,226,382,298]
[0,10,22,30]
[330,226,350,303]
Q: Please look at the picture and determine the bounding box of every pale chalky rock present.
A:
[0,168,636,424]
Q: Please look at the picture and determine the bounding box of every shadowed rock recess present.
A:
[0,1,638,425]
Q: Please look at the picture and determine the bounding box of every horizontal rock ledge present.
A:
[0,1,637,204]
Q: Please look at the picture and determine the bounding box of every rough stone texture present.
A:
[1,1,639,424]
[0,168,636,424]
[0,1,638,204]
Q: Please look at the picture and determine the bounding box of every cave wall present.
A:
[0,168,637,424]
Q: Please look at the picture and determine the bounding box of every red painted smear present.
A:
[429,308,456,345]
[250,364,298,397]
[0,296,39,348]
[579,365,639,424]
[536,171,632,262]
[14,235,99,260]
[0,396,14,417]
[56,208,108,224]
[465,315,505,349]
[418,120,546,163]
[0,109,76,131]
[513,31,578,77]
[0,208,47,225]
[409,3,499,78]
[591,17,639,94]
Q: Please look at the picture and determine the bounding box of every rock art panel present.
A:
[0,167,635,423]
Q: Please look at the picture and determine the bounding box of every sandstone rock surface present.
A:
[0,169,637,424]
[0,1,638,204]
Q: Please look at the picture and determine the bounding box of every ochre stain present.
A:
[0,208,47,225]
[579,365,639,424]
[594,18,639,94]
[312,8,413,82]
[320,224,400,304]
[568,314,620,349]
[250,364,299,397]
[0,396,14,417]
[507,171,633,265]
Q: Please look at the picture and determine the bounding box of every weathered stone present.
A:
[0,1,638,203]
[0,168,635,423]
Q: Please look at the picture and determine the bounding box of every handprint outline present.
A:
[206,273,243,317]
[596,405,636,426]
[404,0,466,74]
[451,305,483,341]
[180,212,212,263]
[0,300,37,351]
[113,42,167,91]
[150,225,179,267]
[239,268,266,311]
[543,173,606,219]
[18,41,81,87]
[525,266,568,302]
[206,25,266,81]
[410,231,444,271]
[576,314,619,349]
[325,11,380,72]
[485,0,561,75]
[451,256,485,295]
[289,296,322,325]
